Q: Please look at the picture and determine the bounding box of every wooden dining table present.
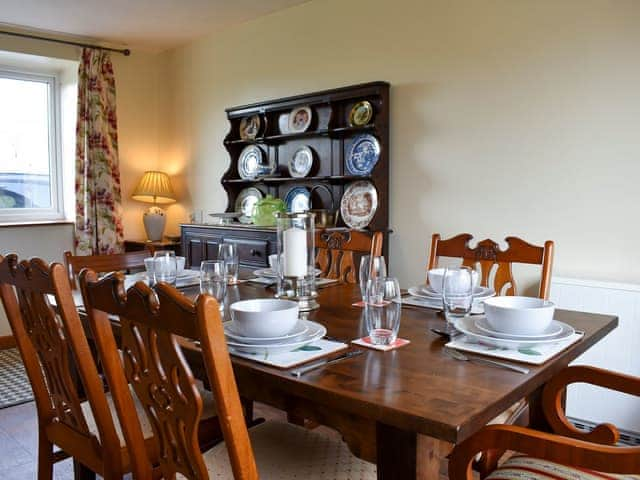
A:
[158,279,617,480]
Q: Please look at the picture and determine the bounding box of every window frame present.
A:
[0,68,65,224]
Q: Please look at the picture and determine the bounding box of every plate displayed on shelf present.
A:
[349,100,373,126]
[288,146,314,178]
[340,181,378,229]
[234,187,263,224]
[453,316,575,349]
[238,145,273,179]
[284,187,311,213]
[346,134,380,175]
[288,106,312,133]
[278,113,289,134]
[239,114,260,140]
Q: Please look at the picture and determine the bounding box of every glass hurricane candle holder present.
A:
[275,211,318,311]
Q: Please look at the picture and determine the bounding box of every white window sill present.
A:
[0,220,74,228]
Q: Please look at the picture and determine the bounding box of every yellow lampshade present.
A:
[132,171,176,204]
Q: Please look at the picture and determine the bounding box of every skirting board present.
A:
[0,335,16,350]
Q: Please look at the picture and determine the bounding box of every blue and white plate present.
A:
[346,134,380,176]
[284,187,310,213]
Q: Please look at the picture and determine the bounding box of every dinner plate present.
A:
[253,268,322,278]
[288,146,314,178]
[235,187,264,224]
[238,145,272,179]
[340,180,378,229]
[408,285,495,300]
[474,316,564,340]
[349,101,373,127]
[226,320,326,354]
[288,106,312,133]
[453,316,575,348]
[224,321,309,345]
[284,186,311,213]
[346,134,380,175]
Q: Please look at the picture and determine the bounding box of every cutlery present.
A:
[444,347,530,374]
[290,349,364,377]
[430,328,462,339]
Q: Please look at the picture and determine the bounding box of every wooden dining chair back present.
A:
[79,270,258,480]
[0,254,124,479]
[315,229,383,283]
[427,233,554,299]
[64,249,150,289]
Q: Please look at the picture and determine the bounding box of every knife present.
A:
[290,349,364,377]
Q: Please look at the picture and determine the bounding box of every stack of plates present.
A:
[408,284,495,305]
[453,316,575,348]
[224,319,326,354]
[253,267,322,278]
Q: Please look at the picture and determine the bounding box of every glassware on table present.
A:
[153,250,177,286]
[442,266,474,333]
[358,255,387,305]
[364,277,402,345]
[218,242,239,285]
[200,260,226,311]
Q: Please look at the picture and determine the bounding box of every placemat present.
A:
[229,338,348,369]
[445,332,584,365]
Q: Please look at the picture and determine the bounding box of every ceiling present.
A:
[0,0,309,52]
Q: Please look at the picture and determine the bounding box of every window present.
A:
[0,69,64,223]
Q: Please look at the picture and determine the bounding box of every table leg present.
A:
[376,423,450,479]
[527,385,552,432]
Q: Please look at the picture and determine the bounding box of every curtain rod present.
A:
[0,30,131,56]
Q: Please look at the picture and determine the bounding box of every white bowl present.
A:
[230,299,299,338]
[428,267,479,294]
[483,296,555,336]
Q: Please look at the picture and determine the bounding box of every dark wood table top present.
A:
[179,281,618,444]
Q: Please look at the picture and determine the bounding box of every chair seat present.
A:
[82,382,217,446]
[205,421,376,479]
[487,455,640,480]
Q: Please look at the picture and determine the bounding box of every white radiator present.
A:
[550,277,640,433]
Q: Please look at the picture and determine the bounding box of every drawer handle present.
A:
[250,249,261,256]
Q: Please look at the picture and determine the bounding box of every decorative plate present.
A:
[346,134,380,175]
[349,100,373,126]
[234,187,263,224]
[340,181,378,229]
[239,114,260,140]
[284,187,311,213]
[288,106,312,133]
[238,145,273,179]
[288,146,314,178]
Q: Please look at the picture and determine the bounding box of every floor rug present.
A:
[0,348,33,409]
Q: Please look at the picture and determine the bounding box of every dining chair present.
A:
[315,229,384,283]
[0,254,139,479]
[64,249,150,289]
[78,270,377,479]
[427,233,554,300]
[449,365,640,480]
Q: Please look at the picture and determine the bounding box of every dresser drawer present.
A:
[224,237,270,267]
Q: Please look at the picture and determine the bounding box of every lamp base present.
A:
[143,206,166,241]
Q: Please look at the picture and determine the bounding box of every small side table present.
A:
[124,239,181,256]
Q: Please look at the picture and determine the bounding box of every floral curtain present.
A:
[74,48,124,255]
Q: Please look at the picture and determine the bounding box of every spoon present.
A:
[444,347,530,374]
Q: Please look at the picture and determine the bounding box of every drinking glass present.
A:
[153,250,177,285]
[358,255,387,304]
[218,243,239,285]
[200,260,226,311]
[442,266,474,332]
[364,277,402,345]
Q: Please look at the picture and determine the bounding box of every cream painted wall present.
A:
[162,0,640,288]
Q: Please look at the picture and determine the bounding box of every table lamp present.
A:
[132,171,176,241]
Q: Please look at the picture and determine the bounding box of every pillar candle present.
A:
[283,227,307,277]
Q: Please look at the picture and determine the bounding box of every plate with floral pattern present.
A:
[340,181,378,229]
[288,106,312,133]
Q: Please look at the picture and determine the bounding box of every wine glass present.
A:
[218,243,239,285]
[442,267,474,333]
[364,277,402,345]
[153,250,177,285]
[358,255,386,305]
[200,260,226,311]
